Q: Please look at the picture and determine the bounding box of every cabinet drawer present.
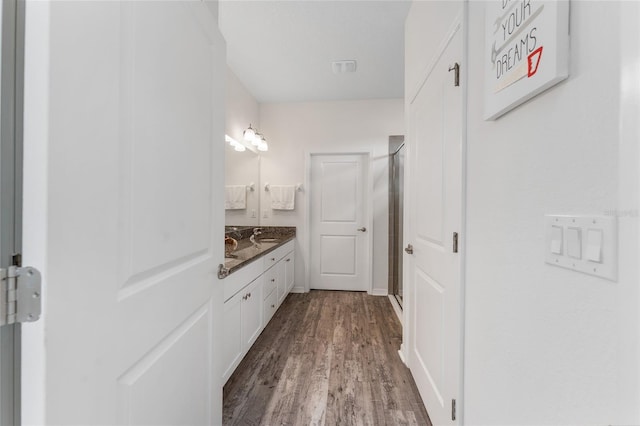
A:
[223,259,263,302]
[263,266,277,299]
[263,240,294,270]
[263,288,278,326]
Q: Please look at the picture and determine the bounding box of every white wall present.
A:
[225,68,260,226]
[259,100,404,295]
[407,1,639,424]
[226,66,259,145]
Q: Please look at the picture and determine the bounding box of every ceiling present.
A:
[219,0,411,103]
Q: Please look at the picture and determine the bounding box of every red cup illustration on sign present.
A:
[527,46,543,77]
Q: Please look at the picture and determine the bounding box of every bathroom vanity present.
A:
[220,227,295,382]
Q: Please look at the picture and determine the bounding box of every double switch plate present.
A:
[544,215,617,281]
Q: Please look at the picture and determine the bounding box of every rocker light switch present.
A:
[550,225,563,254]
[586,229,603,263]
[567,227,582,259]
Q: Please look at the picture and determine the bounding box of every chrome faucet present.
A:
[250,228,262,248]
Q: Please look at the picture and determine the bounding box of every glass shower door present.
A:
[389,138,404,307]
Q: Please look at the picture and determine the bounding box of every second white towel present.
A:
[270,185,296,210]
[225,185,246,210]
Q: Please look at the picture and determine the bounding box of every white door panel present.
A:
[320,162,359,222]
[117,307,211,425]
[413,270,445,405]
[406,24,463,426]
[310,154,370,291]
[25,2,226,424]
[320,235,356,275]
[120,2,213,285]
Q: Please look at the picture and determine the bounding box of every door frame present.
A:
[0,0,24,424]
[304,151,374,294]
[401,7,468,424]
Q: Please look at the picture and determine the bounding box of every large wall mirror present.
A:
[225,142,260,227]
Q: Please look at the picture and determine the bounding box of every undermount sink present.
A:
[258,238,280,243]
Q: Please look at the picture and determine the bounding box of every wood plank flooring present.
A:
[223,291,431,426]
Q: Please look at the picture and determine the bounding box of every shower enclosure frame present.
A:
[388,136,404,308]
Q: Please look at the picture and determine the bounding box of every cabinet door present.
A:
[277,260,287,305]
[263,287,278,325]
[222,291,243,382]
[285,251,295,292]
[263,265,277,299]
[242,276,263,349]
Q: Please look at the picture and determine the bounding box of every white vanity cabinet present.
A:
[284,252,295,294]
[221,274,263,381]
[262,262,279,325]
[221,240,295,383]
[240,276,263,349]
[262,241,294,323]
[277,252,295,305]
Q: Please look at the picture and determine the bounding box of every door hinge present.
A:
[448,62,460,87]
[451,398,456,421]
[453,232,459,253]
[12,253,21,267]
[0,266,42,326]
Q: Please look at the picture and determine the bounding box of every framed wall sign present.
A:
[484,0,570,120]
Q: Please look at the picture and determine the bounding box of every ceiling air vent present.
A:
[331,60,357,74]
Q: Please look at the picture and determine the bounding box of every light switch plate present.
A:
[544,215,617,281]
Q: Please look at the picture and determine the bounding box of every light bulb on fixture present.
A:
[243,124,256,142]
[225,134,246,151]
[257,138,268,152]
[252,133,262,146]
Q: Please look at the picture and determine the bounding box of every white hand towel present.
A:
[270,185,295,210]
[225,185,246,210]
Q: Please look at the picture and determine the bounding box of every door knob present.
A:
[357,227,367,232]
[404,244,414,254]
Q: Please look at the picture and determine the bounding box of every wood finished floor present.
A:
[223,291,431,426]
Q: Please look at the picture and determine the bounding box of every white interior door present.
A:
[310,154,370,292]
[22,2,226,424]
[405,25,463,425]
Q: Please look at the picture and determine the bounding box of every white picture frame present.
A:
[484,0,570,120]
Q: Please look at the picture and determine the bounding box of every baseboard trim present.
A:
[290,286,306,293]
[398,344,407,366]
[370,288,388,297]
[388,295,402,324]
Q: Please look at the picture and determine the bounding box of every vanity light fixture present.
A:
[257,138,268,152]
[243,124,256,142]
[251,132,262,146]
[241,124,270,152]
[225,134,246,152]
